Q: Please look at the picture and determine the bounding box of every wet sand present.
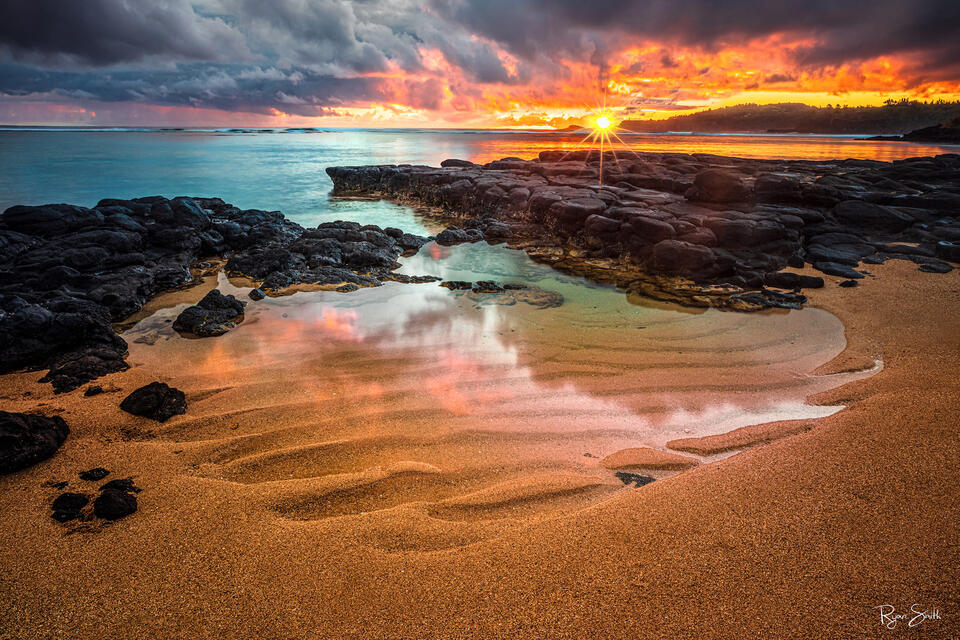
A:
[0,260,957,638]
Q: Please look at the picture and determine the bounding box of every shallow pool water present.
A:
[111,196,878,537]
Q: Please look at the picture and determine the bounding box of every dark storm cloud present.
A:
[431,0,960,78]
[0,0,251,66]
[0,62,447,116]
[0,0,512,114]
[1,0,959,118]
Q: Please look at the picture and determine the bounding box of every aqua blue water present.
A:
[1,128,956,223]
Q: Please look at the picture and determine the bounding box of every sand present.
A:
[0,260,958,639]
[600,447,700,470]
[666,418,816,455]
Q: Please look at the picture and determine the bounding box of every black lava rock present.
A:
[440,281,474,290]
[839,280,859,288]
[764,272,825,290]
[615,472,656,488]
[687,168,749,203]
[812,262,865,279]
[79,467,110,481]
[94,488,137,520]
[100,478,141,493]
[119,382,187,422]
[51,492,89,522]
[172,289,246,337]
[0,196,304,391]
[0,411,70,474]
[248,288,266,301]
[435,226,484,246]
[84,385,104,397]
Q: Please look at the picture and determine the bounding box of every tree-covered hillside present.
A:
[619,100,960,134]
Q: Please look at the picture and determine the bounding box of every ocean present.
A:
[1,127,956,217]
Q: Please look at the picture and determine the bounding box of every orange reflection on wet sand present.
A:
[114,270,878,550]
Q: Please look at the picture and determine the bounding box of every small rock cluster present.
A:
[224,219,430,292]
[327,150,960,309]
[50,470,140,523]
[440,280,564,309]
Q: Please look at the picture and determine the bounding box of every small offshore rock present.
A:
[440,158,476,168]
[79,467,110,481]
[0,411,70,474]
[94,489,137,520]
[119,382,187,422]
[248,288,266,301]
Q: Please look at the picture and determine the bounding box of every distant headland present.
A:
[565,100,960,136]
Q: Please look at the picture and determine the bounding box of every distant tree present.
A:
[619,100,960,134]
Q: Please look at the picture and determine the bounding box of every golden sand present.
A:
[600,447,700,470]
[0,260,957,639]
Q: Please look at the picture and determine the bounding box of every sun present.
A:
[556,106,637,187]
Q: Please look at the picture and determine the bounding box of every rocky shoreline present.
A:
[0,196,439,394]
[4,150,960,395]
[326,149,960,309]
[2,151,959,474]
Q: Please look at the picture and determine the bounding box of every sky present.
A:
[1,0,959,128]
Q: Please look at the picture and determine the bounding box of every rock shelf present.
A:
[327,149,960,309]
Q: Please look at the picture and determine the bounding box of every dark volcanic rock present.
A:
[440,158,477,168]
[764,272,824,289]
[325,150,960,311]
[2,204,104,238]
[650,240,724,280]
[615,471,656,488]
[813,262,865,279]
[440,281,473,290]
[441,280,563,308]
[173,289,246,337]
[435,226,484,246]
[51,492,88,522]
[79,467,110,481]
[94,488,137,520]
[119,382,187,422]
[936,241,960,262]
[687,169,749,203]
[0,197,434,391]
[100,478,141,493]
[833,200,913,232]
[0,411,69,474]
